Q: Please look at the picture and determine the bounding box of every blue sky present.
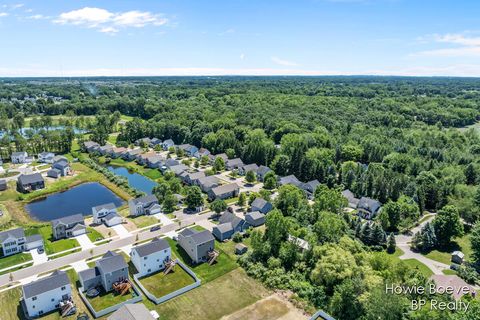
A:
[0,0,479,77]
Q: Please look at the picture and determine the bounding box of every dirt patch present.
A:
[221,293,308,320]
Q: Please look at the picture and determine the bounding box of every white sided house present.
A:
[128,195,161,216]
[22,270,72,318]
[92,203,122,227]
[130,237,171,277]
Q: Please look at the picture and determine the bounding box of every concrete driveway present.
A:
[29,249,48,265]
[112,224,130,238]
[153,212,174,225]
[74,234,95,250]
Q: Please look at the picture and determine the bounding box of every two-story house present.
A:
[178,228,215,264]
[11,151,28,164]
[17,173,45,193]
[130,237,171,277]
[38,152,55,164]
[0,227,44,256]
[92,203,122,227]
[128,195,161,217]
[78,251,129,292]
[22,270,72,318]
[51,214,86,240]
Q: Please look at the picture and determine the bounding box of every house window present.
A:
[51,298,54,302]
[32,297,37,301]
[61,286,65,290]
[144,257,147,260]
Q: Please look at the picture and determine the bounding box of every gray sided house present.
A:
[38,151,55,164]
[109,147,128,159]
[135,137,151,147]
[78,251,129,292]
[92,203,122,227]
[149,137,162,148]
[22,270,72,318]
[146,155,164,168]
[209,153,228,164]
[226,158,244,171]
[83,141,100,153]
[183,171,206,185]
[162,139,175,150]
[17,173,45,193]
[52,159,71,176]
[168,164,188,176]
[279,174,302,187]
[11,151,28,164]
[129,194,161,216]
[123,148,143,161]
[212,211,246,241]
[342,189,359,209]
[196,175,220,192]
[160,158,180,172]
[300,179,320,199]
[0,228,44,256]
[208,183,240,200]
[136,152,157,165]
[239,163,259,176]
[196,148,211,159]
[256,165,272,181]
[250,197,273,214]
[51,214,86,240]
[177,144,199,157]
[178,228,215,264]
[357,197,381,219]
[245,211,266,227]
[47,168,61,179]
[97,145,113,156]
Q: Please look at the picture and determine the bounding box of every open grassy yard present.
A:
[167,238,238,283]
[423,234,472,265]
[0,203,14,230]
[145,268,270,320]
[87,289,138,312]
[139,265,195,298]
[130,215,158,228]
[403,259,434,278]
[25,226,79,255]
[86,227,104,242]
[0,252,32,271]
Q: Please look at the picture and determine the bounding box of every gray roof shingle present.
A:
[96,251,127,274]
[132,237,169,257]
[0,227,25,242]
[23,270,70,299]
[51,213,84,227]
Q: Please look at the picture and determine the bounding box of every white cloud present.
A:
[240,53,245,60]
[53,7,169,34]
[0,12,8,17]
[271,56,299,66]
[27,14,48,20]
[413,33,480,57]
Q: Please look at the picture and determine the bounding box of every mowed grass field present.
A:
[139,265,195,298]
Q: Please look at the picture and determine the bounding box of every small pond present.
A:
[106,166,157,194]
[25,182,124,221]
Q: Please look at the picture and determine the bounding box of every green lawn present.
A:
[442,269,457,275]
[423,234,472,265]
[149,268,269,320]
[130,215,158,228]
[143,169,162,180]
[86,227,104,242]
[167,238,238,283]
[390,247,404,258]
[87,289,138,312]
[402,259,434,278]
[25,226,80,255]
[0,252,32,270]
[0,204,13,230]
[139,265,195,298]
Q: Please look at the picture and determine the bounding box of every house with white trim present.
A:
[130,237,171,277]
[92,203,122,227]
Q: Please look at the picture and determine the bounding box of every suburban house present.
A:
[239,163,259,176]
[38,152,55,163]
[0,179,6,191]
[108,303,155,320]
[357,197,382,219]
[149,138,162,148]
[146,155,164,168]
[250,197,273,214]
[78,251,129,292]
[123,148,143,161]
[92,203,122,227]
[208,183,240,200]
[288,234,311,252]
[182,171,206,185]
[256,165,272,181]
[209,153,228,164]
[196,148,211,159]
[212,211,246,241]
[279,175,302,187]
[136,151,157,165]
[83,141,100,153]
[0,227,44,256]
[52,159,71,176]
[109,147,127,159]
[245,211,266,227]
[130,237,171,277]
[97,145,113,156]
[11,151,29,164]
[169,164,188,176]
[135,137,151,146]
[196,175,220,192]
[160,158,180,172]
[129,194,162,216]
[51,214,86,240]
[162,139,175,150]
[22,270,72,318]
[342,189,360,209]
[47,168,61,179]
[178,228,215,264]
[17,173,45,193]
[452,251,464,264]
[300,179,320,199]
[177,144,199,157]
[226,158,244,171]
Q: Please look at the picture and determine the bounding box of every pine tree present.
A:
[361,222,372,245]
[355,220,362,238]
[371,223,386,246]
[422,222,437,251]
[387,233,396,254]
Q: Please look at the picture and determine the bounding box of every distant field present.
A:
[423,234,471,265]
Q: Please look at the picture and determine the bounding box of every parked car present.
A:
[150,225,161,232]
[37,247,44,254]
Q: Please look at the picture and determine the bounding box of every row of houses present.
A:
[21,227,215,318]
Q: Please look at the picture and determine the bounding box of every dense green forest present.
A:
[2,76,480,319]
